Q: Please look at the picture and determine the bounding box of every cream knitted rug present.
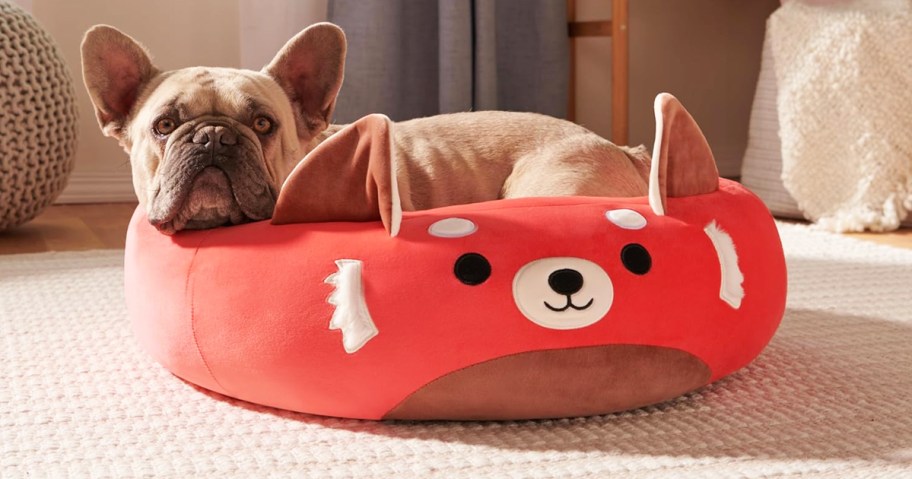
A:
[2,224,911,478]
[769,0,912,232]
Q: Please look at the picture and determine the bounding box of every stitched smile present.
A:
[544,296,594,312]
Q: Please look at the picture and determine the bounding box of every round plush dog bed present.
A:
[124,96,787,420]
[125,181,786,420]
[0,2,78,231]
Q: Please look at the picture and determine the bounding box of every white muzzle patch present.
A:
[512,257,614,330]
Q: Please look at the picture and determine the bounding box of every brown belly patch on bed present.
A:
[383,344,711,421]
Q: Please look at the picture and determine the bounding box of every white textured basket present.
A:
[0,1,77,231]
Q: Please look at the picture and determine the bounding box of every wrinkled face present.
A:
[128,67,303,234]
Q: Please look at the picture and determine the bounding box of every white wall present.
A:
[238,0,328,70]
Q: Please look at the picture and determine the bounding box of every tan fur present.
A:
[82,22,653,234]
[391,112,649,210]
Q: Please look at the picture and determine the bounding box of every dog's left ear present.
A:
[272,114,408,237]
[264,22,346,138]
[648,93,719,216]
[81,25,159,140]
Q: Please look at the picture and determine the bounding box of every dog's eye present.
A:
[621,243,651,275]
[154,118,177,136]
[253,116,273,135]
[454,253,491,286]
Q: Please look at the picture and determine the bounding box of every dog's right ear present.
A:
[81,25,158,140]
[264,23,346,139]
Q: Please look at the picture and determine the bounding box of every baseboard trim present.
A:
[56,171,137,204]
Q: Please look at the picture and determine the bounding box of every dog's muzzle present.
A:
[147,121,277,234]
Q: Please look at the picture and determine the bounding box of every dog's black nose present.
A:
[192,125,238,148]
[548,269,584,296]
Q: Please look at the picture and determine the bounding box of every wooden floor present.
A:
[1,203,911,254]
[0,203,138,254]
[846,228,912,249]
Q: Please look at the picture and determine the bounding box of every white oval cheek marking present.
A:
[606,209,647,230]
[428,217,477,238]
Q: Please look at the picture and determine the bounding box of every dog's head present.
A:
[81,23,346,234]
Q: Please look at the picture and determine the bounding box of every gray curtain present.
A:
[327,0,569,122]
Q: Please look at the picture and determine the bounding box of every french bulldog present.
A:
[81,22,668,235]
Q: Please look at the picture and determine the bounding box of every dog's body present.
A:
[379,111,650,211]
[82,23,650,234]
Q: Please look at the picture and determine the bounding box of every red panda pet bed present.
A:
[125,94,787,420]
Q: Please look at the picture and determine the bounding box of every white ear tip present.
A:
[605,209,647,229]
[428,218,477,238]
[386,117,401,237]
[649,95,668,216]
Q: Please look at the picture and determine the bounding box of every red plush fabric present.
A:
[125,179,786,420]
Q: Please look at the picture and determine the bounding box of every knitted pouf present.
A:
[0,1,77,231]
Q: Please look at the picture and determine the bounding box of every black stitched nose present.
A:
[192,125,237,147]
[548,269,584,296]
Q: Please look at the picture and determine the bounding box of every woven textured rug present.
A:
[2,223,911,478]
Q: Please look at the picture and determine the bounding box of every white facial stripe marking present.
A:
[325,259,379,353]
[428,217,477,238]
[703,221,744,309]
[606,209,647,230]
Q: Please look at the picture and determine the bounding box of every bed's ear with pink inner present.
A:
[272,113,405,236]
[648,93,720,216]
